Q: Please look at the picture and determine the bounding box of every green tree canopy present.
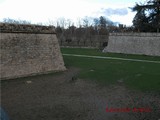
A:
[132,0,160,32]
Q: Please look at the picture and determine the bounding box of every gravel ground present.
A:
[1,67,160,120]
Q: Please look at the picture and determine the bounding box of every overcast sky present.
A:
[0,0,147,26]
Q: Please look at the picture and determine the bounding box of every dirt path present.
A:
[1,67,160,120]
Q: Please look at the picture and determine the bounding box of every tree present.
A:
[56,18,67,29]
[82,17,89,28]
[132,7,150,32]
[99,16,107,28]
[2,18,31,24]
[132,0,160,32]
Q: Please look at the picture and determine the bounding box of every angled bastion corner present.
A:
[0,23,66,80]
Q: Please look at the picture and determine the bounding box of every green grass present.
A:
[61,47,160,92]
[61,47,160,61]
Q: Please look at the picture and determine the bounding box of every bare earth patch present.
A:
[1,67,160,120]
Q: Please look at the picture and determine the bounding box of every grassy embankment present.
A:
[61,47,160,92]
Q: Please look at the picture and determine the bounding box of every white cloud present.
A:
[109,9,136,26]
[101,8,128,16]
[0,0,146,26]
[0,0,100,23]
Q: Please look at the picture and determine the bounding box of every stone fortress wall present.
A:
[103,33,160,56]
[0,23,66,80]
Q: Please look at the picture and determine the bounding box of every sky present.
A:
[0,0,147,26]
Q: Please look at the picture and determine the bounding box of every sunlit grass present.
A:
[61,47,160,92]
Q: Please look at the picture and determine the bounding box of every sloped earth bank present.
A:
[1,67,160,120]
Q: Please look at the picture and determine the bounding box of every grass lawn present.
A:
[61,47,160,92]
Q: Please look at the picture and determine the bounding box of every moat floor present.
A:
[1,67,160,120]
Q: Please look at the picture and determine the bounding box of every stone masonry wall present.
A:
[103,33,160,56]
[0,23,66,80]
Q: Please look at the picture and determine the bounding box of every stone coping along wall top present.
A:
[0,23,56,34]
[109,32,160,37]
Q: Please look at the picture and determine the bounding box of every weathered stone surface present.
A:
[0,23,55,34]
[0,31,66,80]
[103,33,160,56]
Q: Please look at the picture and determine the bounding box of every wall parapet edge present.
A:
[0,23,56,34]
[109,32,160,37]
